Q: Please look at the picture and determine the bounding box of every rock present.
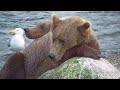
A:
[38,57,120,79]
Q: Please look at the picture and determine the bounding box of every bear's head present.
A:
[24,21,51,39]
[49,14,92,61]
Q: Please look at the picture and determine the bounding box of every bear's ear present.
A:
[52,14,60,24]
[78,22,90,31]
[51,14,61,31]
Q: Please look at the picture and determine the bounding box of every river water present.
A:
[0,11,120,69]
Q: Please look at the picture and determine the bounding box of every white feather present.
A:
[8,28,25,52]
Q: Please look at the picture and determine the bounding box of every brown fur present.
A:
[0,30,82,79]
[25,21,51,39]
[49,14,101,61]
[58,44,101,65]
[21,31,56,79]
[0,14,101,79]
[0,31,57,79]
[0,52,25,79]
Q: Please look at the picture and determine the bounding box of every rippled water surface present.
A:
[0,11,120,68]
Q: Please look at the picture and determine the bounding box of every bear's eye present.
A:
[53,38,65,44]
[59,39,65,44]
[53,38,56,42]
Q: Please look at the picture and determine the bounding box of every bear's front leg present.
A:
[77,44,102,60]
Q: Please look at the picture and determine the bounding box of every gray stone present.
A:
[38,57,120,79]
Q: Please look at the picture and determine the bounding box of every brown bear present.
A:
[24,20,51,39]
[0,21,56,79]
[0,14,101,79]
[0,53,26,79]
[48,14,101,62]
[0,31,57,79]
[0,17,80,79]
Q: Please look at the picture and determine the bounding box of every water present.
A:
[0,11,120,68]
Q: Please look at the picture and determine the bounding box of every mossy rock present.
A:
[38,57,120,79]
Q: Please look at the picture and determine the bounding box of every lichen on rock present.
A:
[38,57,120,79]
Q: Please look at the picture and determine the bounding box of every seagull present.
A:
[8,28,25,52]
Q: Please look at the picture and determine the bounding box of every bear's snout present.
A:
[24,28,34,39]
[24,28,29,32]
[48,53,55,60]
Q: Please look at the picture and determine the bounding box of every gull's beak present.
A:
[8,30,15,35]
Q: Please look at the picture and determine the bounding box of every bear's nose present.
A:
[48,53,55,60]
[24,28,29,32]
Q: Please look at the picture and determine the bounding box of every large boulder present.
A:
[38,57,120,79]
